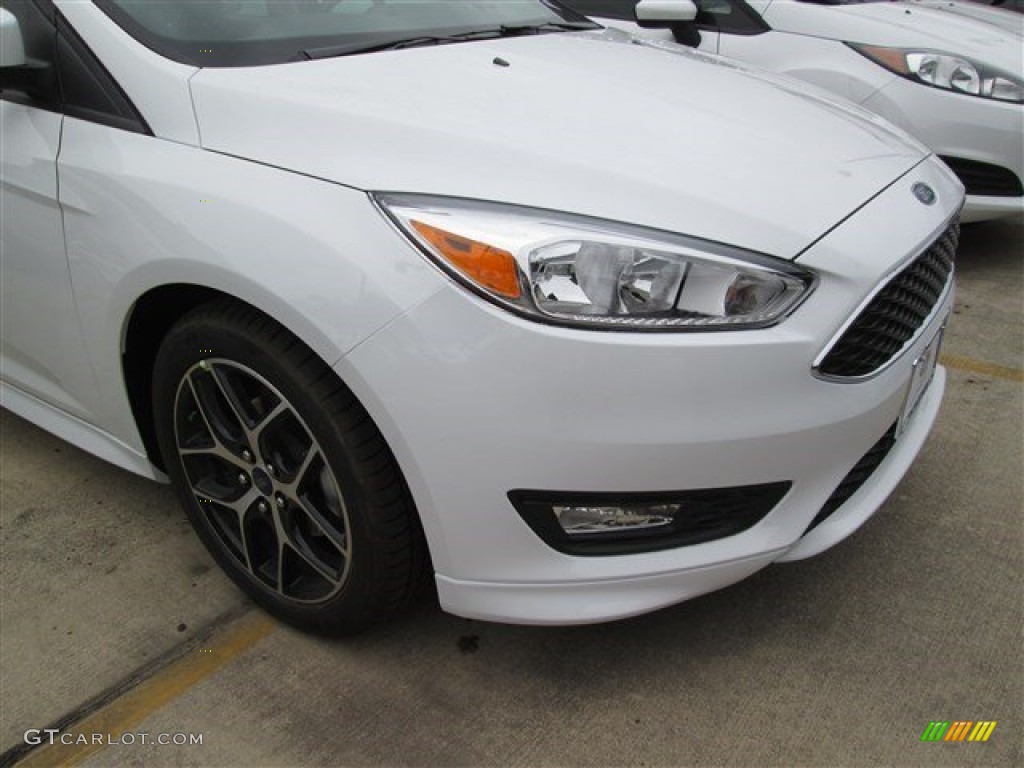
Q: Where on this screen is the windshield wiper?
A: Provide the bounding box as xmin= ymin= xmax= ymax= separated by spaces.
xmin=302 ymin=29 xmax=501 ymax=60
xmin=498 ymin=22 xmax=600 ymax=36
xmin=301 ymin=22 xmax=598 ymax=60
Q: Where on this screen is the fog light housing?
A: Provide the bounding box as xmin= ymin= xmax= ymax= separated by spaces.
xmin=509 ymin=483 xmax=791 ymax=556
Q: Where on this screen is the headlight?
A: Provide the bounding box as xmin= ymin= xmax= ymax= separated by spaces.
xmin=848 ymin=43 xmax=1024 ymax=103
xmin=375 ymin=194 xmax=814 ymax=331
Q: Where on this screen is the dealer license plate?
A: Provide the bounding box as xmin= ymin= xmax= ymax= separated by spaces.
xmin=898 ymin=324 xmax=945 ymax=437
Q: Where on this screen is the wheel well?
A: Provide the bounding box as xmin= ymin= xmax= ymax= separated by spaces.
xmin=122 ymin=284 xmax=228 ymax=471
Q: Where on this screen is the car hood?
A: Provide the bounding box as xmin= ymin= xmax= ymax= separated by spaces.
xmin=191 ymin=30 xmax=927 ymax=259
xmin=765 ymin=1 xmax=1023 ymax=73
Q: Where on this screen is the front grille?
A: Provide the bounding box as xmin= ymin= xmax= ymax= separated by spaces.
xmin=818 ymin=220 xmax=958 ymax=378
xmin=805 ymin=423 xmax=898 ymax=533
xmin=939 ymin=156 xmax=1024 ymax=198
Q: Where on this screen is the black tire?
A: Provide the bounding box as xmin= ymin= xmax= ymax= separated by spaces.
xmin=152 ymin=299 xmax=427 ymax=635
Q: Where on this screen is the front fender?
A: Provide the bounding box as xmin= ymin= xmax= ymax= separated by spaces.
xmin=57 ymin=118 xmax=445 ymax=451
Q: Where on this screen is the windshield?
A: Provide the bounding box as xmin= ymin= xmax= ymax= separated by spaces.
xmin=94 ymin=0 xmax=597 ymax=67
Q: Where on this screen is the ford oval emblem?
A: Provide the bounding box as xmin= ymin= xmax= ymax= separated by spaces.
xmin=912 ymin=182 xmax=937 ymax=206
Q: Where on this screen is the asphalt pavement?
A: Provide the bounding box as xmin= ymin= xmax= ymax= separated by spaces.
xmin=1 ymin=216 xmax=1021 ymax=768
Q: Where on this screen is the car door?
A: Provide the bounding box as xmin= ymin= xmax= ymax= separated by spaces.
xmin=0 ymin=0 xmax=99 ymax=420
xmin=562 ymin=0 xmax=721 ymax=53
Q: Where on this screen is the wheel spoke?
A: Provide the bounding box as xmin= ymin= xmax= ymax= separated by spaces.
xmin=209 ymin=365 xmax=254 ymax=439
xmin=242 ymin=497 xmax=284 ymax=590
xmin=278 ymin=445 xmax=350 ymax=558
xmin=209 ymin=486 xmax=261 ymax=522
xmin=251 ymin=401 xmax=288 ymax=445
xmin=180 ymin=444 xmax=249 ymax=475
xmin=283 ymin=444 xmax=321 ymax=493
xmin=295 ymin=494 xmax=350 ymax=558
xmin=193 ymin=488 xmax=260 ymax=570
xmin=187 ymin=372 xmax=249 ymax=457
xmin=182 ymin=377 xmax=221 ymax=450
xmin=284 ymin=538 xmax=341 ymax=585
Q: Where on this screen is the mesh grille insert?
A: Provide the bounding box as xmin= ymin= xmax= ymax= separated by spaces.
xmin=939 ymin=156 xmax=1023 ymax=198
xmin=819 ymin=221 xmax=957 ymax=378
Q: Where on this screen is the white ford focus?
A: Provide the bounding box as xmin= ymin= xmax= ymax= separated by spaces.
xmin=565 ymin=0 xmax=1023 ymax=223
xmin=1 ymin=0 xmax=961 ymax=633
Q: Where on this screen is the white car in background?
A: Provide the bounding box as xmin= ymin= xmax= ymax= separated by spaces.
xmin=964 ymin=0 xmax=1023 ymax=13
xmin=907 ymin=0 xmax=1024 ymax=28
xmin=3 ymin=0 xmax=961 ymax=633
xmin=564 ymin=0 xmax=1023 ymax=222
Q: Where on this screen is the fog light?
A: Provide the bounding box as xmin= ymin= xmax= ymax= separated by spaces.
xmin=554 ymin=503 xmax=680 ymax=535
xmin=508 ymin=483 xmax=791 ymax=556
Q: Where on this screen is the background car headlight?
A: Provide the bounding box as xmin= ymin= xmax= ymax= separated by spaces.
xmin=848 ymin=43 xmax=1024 ymax=103
xmin=375 ymin=194 xmax=814 ymax=331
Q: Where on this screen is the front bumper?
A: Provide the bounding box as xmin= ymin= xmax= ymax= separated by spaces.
xmin=437 ymin=366 xmax=943 ymax=625
xmin=338 ymin=158 xmax=962 ymax=625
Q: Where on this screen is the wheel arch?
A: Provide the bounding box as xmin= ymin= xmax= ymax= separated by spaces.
xmin=122 ymin=283 xmax=346 ymax=473
xmin=122 ymin=284 xmax=228 ymax=471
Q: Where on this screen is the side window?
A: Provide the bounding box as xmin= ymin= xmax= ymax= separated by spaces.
xmin=0 ymin=0 xmax=60 ymax=108
xmin=55 ymin=14 xmax=149 ymax=134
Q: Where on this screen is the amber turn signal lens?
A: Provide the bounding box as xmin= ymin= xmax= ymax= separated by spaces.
xmin=851 ymin=44 xmax=911 ymax=75
xmin=411 ymin=220 xmax=521 ymax=299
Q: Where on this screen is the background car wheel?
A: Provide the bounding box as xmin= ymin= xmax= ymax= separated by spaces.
xmin=152 ymin=300 xmax=428 ymax=635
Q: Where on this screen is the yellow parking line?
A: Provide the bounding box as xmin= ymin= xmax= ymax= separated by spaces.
xmin=16 ymin=612 xmax=276 ymax=768
xmin=940 ymin=354 xmax=1024 ymax=383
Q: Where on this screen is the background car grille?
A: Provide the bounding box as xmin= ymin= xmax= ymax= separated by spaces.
xmin=939 ymin=156 xmax=1024 ymax=198
xmin=818 ymin=220 xmax=958 ymax=378
xmin=804 ymin=423 xmax=898 ymax=533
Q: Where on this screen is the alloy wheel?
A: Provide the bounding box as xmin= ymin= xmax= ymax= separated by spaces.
xmin=172 ymin=359 xmax=352 ymax=603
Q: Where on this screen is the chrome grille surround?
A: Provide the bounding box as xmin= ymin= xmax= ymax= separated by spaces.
xmin=813 ymin=217 xmax=959 ymax=382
